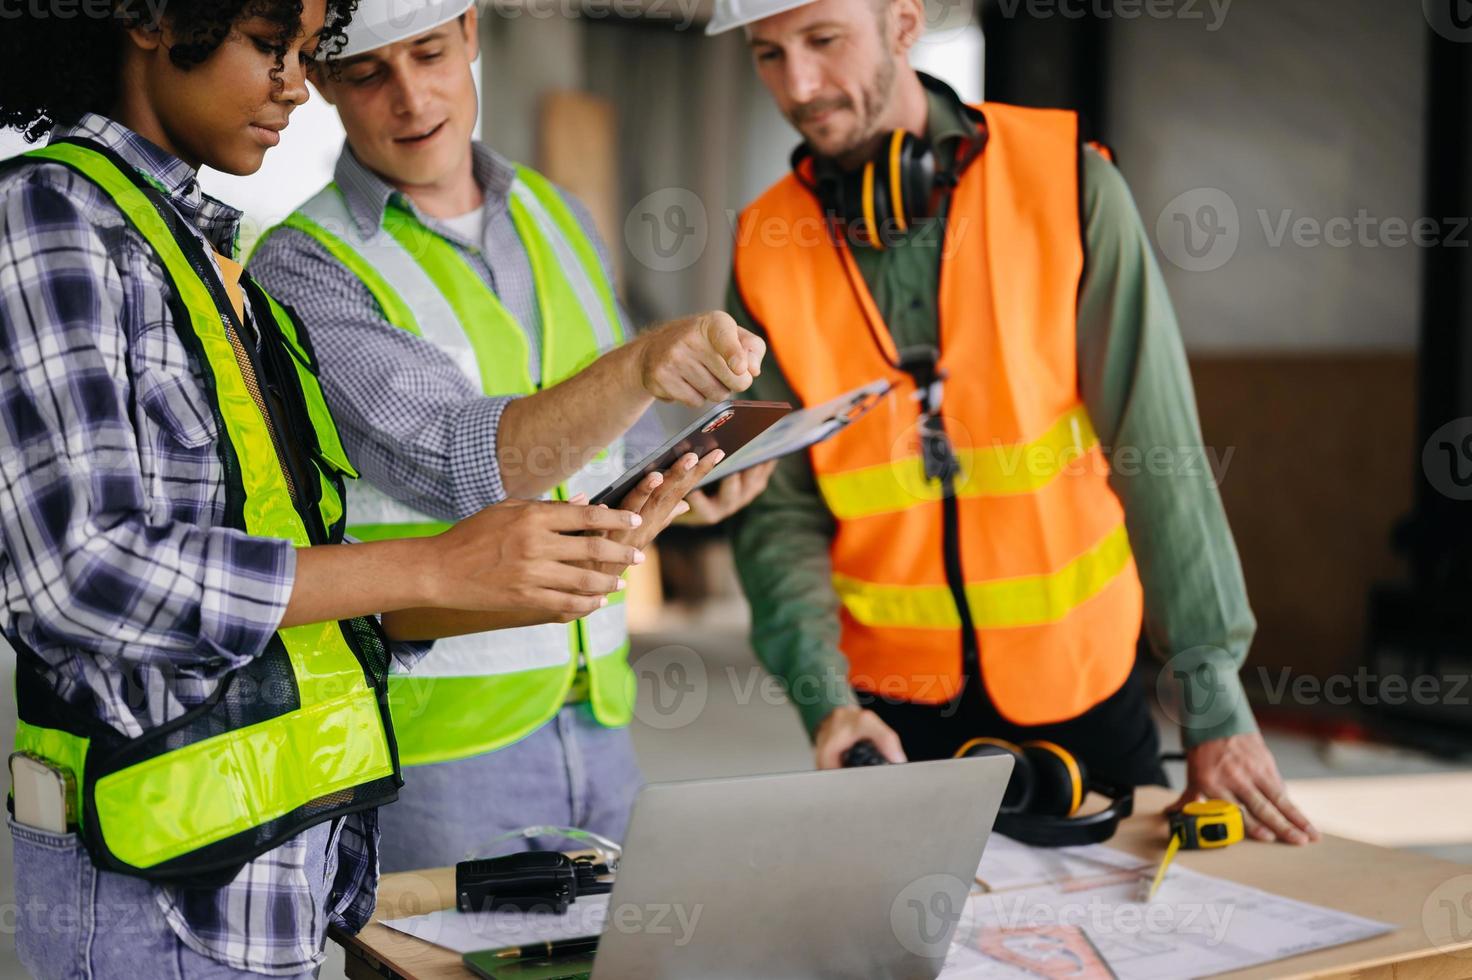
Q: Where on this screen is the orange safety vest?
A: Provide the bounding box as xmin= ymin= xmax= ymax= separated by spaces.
xmin=733 ymin=102 xmax=1143 ymax=725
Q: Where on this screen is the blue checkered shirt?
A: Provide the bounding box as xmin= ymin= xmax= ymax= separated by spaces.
xmin=0 ymin=114 xmax=423 ymax=975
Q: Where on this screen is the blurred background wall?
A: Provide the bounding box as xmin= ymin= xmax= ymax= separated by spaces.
xmin=1101 ymin=0 xmax=1428 ymax=696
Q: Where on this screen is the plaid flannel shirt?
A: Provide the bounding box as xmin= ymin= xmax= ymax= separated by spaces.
xmin=0 ymin=114 xmax=424 ymax=976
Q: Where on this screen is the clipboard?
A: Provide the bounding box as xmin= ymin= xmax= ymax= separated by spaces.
xmin=693 ymin=378 xmax=892 ymax=490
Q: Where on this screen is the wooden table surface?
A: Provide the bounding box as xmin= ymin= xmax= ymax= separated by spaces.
xmin=333 ymin=786 xmax=1472 ymax=980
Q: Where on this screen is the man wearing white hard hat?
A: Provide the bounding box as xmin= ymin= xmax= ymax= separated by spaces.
xmin=721 ymin=0 xmax=1321 ymax=844
xmin=250 ymin=0 xmax=774 ymax=872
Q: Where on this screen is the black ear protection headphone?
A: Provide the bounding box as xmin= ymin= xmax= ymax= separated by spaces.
xmin=792 ymin=129 xmax=938 ymax=248
xmin=840 ymin=733 xmax=1137 ymax=847
xmin=953 ymin=737 xmax=1135 ymax=848
xmin=789 ymin=73 xmax=986 ymax=249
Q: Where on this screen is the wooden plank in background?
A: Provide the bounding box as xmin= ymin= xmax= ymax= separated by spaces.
xmin=537 ymin=89 xmax=622 ymax=288
xmin=1189 ymin=353 xmax=1417 ymax=683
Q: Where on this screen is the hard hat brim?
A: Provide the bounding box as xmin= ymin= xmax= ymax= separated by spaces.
xmin=321 ymin=0 xmax=476 ymax=60
xmin=704 ymin=0 xmax=819 ymax=35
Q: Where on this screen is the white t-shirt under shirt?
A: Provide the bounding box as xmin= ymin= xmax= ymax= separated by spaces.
xmin=439 ymin=207 xmax=487 ymax=250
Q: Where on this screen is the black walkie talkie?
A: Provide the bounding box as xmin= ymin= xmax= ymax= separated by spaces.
xmin=840 ymin=739 xmax=891 ymax=767
xmin=456 ymin=852 xmax=614 ymax=914
xmin=896 ymin=346 xmax=961 ymax=485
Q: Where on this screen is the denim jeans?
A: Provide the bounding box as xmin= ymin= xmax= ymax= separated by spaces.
xmin=377 ymin=704 xmax=643 ymax=872
xmin=9 ymin=818 xmax=332 ymax=980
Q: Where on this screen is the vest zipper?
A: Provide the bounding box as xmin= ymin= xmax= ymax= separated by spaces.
xmin=228 ymin=312 xmax=329 ymax=545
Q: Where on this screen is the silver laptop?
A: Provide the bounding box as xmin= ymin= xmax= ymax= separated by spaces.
xmin=588 ymin=756 xmax=1011 ymax=980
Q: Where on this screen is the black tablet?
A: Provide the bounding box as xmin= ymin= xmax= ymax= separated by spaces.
xmin=588 ymin=400 xmax=791 ymax=506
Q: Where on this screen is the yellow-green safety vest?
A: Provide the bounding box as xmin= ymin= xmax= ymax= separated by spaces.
xmin=258 ymin=166 xmax=635 ymax=768
xmin=6 ymin=139 xmax=400 ymax=884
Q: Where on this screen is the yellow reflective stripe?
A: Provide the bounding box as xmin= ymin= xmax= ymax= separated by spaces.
xmin=278 ymin=620 xmax=370 ymax=707
xmin=259 ymin=291 xmax=359 ymax=480
xmin=13 ymin=719 xmax=88 ymax=826
xmin=347 ymin=521 xmax=449 ymax=542
xmin=94 ymin=690 xmax=392 ymax=868
xmin=817 ymin=405 xmax=1099 ymax=519
xmin=833 ymin=524 xmax=1132 ymax=630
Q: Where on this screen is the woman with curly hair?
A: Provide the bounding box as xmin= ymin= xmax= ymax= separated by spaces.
xmin=0 ymin=2 xmax=650 ymax=976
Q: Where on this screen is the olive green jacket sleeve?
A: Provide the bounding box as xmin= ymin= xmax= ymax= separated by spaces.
xmin=727 ymin=149 xmax=1259 ymax=748
xmin=1076 ymin=150 xmax=1258 ymax=748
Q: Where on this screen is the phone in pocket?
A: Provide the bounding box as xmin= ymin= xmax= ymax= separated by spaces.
xmin=10 ymin=752 xmax=75 ymax=834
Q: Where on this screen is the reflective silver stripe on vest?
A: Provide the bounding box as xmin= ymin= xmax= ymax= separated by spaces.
xmin=298 ymin=186 xmax=473 ymax=378
xmin=510 ymin=177 xmax=632 ymax=497
xmin=509 ymin=180 xmax=621 ymax=352
xmin=583 ymin=598 xmax=629 ymax=659
xmin=408 ymin=622 xmax=573 ymax=677
xmin=299 ymin=187 xmax=480 ymax=537
xmin=409 ymin=599 xmax=628 ymax=678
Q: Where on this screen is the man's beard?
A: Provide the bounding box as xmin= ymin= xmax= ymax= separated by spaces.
xmin=791 ymin=50 xmax=898 ymax=166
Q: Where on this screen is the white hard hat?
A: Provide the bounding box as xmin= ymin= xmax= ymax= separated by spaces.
xmin=705 ymin=0 xmax=818 ymax=35
xmin=322 ymin=0 xmax=475 ymax=59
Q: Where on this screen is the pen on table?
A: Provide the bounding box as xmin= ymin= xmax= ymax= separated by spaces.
xmin=490 ymin=936 xmax=601 ymax=960
xmin=1142 ymin=831 xmax=1183 ymax=902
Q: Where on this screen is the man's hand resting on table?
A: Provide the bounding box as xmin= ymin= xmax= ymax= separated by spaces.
xmin=1174 ymin=732 xmax=1320 ymax=845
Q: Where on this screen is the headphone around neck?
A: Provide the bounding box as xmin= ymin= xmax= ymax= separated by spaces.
xmin=790 ymin=73 xmax=986 ymax=249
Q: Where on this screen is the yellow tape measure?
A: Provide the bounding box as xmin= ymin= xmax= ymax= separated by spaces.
xmin=1145 ymin=800 xmax=1245 ymax=900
